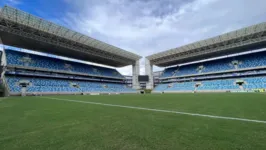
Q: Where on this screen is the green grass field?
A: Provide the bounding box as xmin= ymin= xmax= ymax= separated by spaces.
xmin=1 ymin=93 xmax=266 ymax=150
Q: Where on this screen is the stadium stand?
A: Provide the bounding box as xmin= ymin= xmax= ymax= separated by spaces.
xmin=152 ymin=49 xmax=266 ymax=93
xmin=243 ymin=76 xmax=266 ymax=89
xmin=145 ymin=22 xmax=266 ymax=91
xmin=5 ymin=49 xmax=124 ymax=78
xmin=4 ymin=49 xmax=137 ymax=95
xmin=1 ymin=6 xmax=266 ymax=95
xmin=154 ymin=76 xmax=266 ymax=92
xmin=162 ymin=51 xmax=266 ymax=78
xmin=0 ymin=6 xmax=142 ymax=96
xmin=197 ymin=79 xmax=239 ymax=91
xmin=6 ymin=76 xmax=135 ymax=94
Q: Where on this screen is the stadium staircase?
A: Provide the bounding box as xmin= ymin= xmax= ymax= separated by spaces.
xmin=163 ymin=86 xmax=171 ymax=92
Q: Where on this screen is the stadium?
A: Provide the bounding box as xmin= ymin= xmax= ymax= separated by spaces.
xmin=147 ymin=22 xmax=266 ymax=93
xmin=1 ymin=5 xmax=266 ymax=150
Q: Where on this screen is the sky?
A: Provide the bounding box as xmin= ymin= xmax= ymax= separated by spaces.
xmin=0 ymin=0 xmax=266 ymax=75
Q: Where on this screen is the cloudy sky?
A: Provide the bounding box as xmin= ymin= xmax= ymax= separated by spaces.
xmin=1 ymin=0 xmax=266 ymax=75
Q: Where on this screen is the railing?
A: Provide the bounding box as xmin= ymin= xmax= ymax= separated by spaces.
xmin=7 ymin=65 xmax=125 ymax=80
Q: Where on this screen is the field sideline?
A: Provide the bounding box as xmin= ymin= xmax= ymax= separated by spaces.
xmin=1 ymin=93 xmax=266 ymax=149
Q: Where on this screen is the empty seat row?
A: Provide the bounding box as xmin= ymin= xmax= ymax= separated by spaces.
xmin=162 ymin=51 xmax=266 ymax=78
xmin=154 ymin=76 xmax=266 ymax=92
xmin=5 ymin=49 xmax=123 ymax=78
xmin=6 ymin=76 xmax=135 ymax=93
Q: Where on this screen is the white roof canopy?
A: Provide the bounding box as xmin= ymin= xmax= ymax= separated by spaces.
xmin=0 ymin=6 xmax=141 ymax=63
xmin=147 ymin=22 xmax=266 ymax=67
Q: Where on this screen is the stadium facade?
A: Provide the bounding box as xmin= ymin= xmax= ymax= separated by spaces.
xmin=1 ymin=5 xmax=266 ymax=96
xmin=0 ymin=6 xmax=142 ymax=96
xmin=146 ymin=22 xmax=266 ymax=92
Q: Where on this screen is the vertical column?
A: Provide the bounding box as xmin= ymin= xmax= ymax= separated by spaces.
xmin=0 ymin=37 xmax=9 ymax=97
xmin=0 ymin=37 xmax=6 ymax=67
xmin=145 ymin=58 xmax=154 ymax=89
xmin=0 ymin=37 xmax=6 ymax=77
xmin=0 ymin=37 xmax=3 ymax=51
xmin=132 ymin=60 xmax=140 ymax=89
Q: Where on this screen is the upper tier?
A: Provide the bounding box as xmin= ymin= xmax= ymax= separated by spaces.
xmin=162 ymin=51 xmax=266 ymax=78
xmin=5 ymin=49 xmax=124 ymax=79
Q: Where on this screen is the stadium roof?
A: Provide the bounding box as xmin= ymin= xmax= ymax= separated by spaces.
xmin=0 ymin=6 xmax=141 ymax=67
xmin=147 ymin=22 xmax=266 ymax=67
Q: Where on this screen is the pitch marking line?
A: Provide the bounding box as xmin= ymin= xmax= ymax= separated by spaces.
xmin=41 ymin=97 xmax=266 ymax=124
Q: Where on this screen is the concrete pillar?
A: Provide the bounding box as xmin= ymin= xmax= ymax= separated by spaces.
xmin=0 ymin=38 xmax=6 ymax=67
xmin=0 ymin=37 xmax=6 ymax=76
xmin=0 ymin=37 xmax=9 ymax=97
xmin=145 ymin=58 xmax=154 ymax=89
xmin=132 ymin=60 xmax=140 ymax=89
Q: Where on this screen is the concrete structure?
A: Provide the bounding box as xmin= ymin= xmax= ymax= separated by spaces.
xmin=0 ymin=5 xmax=142 ymax=89
xmin=145 ymin=58 xmax=154 ymax=89
xmin=153 ymin=71 xmax=163 ymax=87
xmin=132 ymin=60 xmax=140 ymax=89
xmin=146 ymin=22 xmax=266 ymax=89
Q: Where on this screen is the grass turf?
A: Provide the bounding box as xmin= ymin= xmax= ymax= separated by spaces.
xmin=1 ymin=93 xmax=266 ymax=150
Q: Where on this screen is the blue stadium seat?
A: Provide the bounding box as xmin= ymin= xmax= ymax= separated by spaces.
xmin=153 ymin=82 xmax=195 ymax=92
xmin=6 ymin=76 xmax=135 ymax=93
xmin=5 ymin=49 xmax=124 ymax=78
xmin=154 ymin=77 xmax=266 ymax=92
xmin=197 ymin=79 xmax=239 ymax=91
xmin=161 ymin=51 xmax=266 ymax=78
xmin=243 ymin=76 xmax=266 ymax=89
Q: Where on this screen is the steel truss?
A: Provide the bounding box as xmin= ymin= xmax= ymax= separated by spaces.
xmin=0 ymin=6 xmax=141 ymax=67
xmin=0 ymin=19 xmax=134 ymax=66
xmin=147 ymin=23 xmax=266 ymax=67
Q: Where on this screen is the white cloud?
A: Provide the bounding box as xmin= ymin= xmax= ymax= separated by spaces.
xmin=61 ymin=0 xmax=266 ymax=75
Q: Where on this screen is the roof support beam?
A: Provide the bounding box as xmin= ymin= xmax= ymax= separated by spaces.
xmin=0 ymin=19 xmax=135 ymax=67
xmin=147 ymin=22 xmax=266 ymax=67
xmin=0 ymin=5 xmax=141 ymax=63
xmin=151 ymin=34 xmax=266 ymax=66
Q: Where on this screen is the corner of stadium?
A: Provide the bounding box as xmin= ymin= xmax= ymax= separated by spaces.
xmin=1 ymin=4 xmax=266 ymax=150
xmin=0 ymin=5 xmax=142 ymax=96
xmin=146 ymin=21 xmax=266 ymax=94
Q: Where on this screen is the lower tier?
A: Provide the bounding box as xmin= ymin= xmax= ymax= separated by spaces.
xmin=5 ymin=76 xmax=137 ymax=95
xmin=154 ymin=76 xmax=266 ymax=93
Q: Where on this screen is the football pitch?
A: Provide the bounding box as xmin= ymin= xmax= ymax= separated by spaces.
xmin=1 ymin=93 xmax=266 ymax=150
